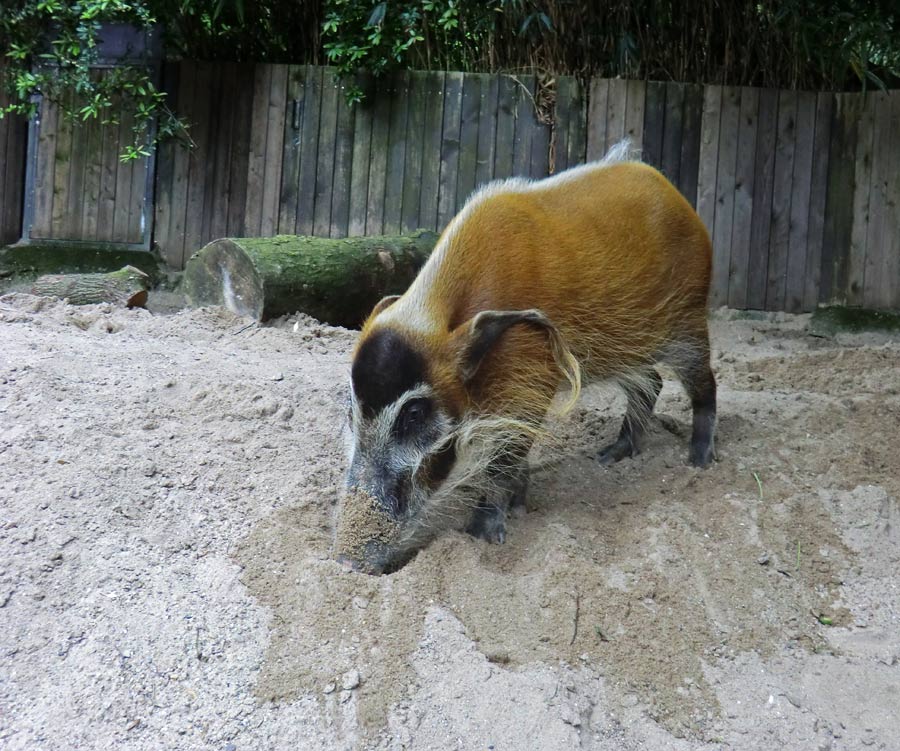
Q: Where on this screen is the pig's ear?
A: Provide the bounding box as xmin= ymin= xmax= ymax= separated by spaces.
xmin=368 ymin=295 xmax=401 ymax=320
xmin=457 ymin=309 xmax=554 ymax=384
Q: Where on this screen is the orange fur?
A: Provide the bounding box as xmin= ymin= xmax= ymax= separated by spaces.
xmin=358 ymin=159 xmax=712 ymax=424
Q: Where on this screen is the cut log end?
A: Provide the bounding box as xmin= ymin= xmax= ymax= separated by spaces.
xmin=182 ymin=232 xmax=439 ymax=326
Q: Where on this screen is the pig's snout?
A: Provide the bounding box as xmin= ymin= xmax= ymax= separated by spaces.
xmin=334 ymin=552 xmax=383 ymax=576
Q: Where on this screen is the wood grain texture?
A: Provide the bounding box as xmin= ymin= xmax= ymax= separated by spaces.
xmin=456 ymin=74 xmax=482 ymax=207
xmin=296 ymin=65 xmax=323 ymax=236
xmin=474 ymin=74 xmax=498 ymax=187
xmin=784 ymin=91 xmax=816 ymax=312
xmin=585 ymin=77 xmax=609 ymax=161
xmin=710 ymin=86 xmax=740 ymax=308
xmin=401 ymin=71 xmax=427 ymax=234
xmin=727 ymin=86 xmax=759 ymax=309
xmin=418 ymin=71 xmax=445 ymax=231
xmin=641 ymin=81 xmax=666 ymax=170
xmin=661 ymin=82 xmax=685 ymax=185
xmin=493 ymin=75 xmax=517 ymax=179
xmin=330 ymin=73 xmax=355 ymax=238
xmin=437 ymin=72 xmax=463 ymax=229
xmin=746 ymin=88 xmax=778 ymax=310
xmin=678 ymin=84 xmax=704 ymax=207
xmin=846 ymin=91 xmax=876 ymax=306
xmin=347 ymin=73 xmax=374 ymax=237
xmin=802 ymin=92 xmax=833 ymax=311
xmin=861 ymin=91 xmax=894 ymax=308
xmin=383 ymin=70 xmax=410 ymax=235
xmin=765 ymin=89 xmax=797 ymax=311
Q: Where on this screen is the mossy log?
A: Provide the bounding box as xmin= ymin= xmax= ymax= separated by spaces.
xmin=30 ymin=265 xmax=150 ymax=307
xmin=182 ymin=231 xmax=439 ymax=326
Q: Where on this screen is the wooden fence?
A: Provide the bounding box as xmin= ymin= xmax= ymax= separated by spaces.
xmin=0 ymin=67 xmax=28 ymax=247
xmin=8 ymin=62 xmax=900 ymax=311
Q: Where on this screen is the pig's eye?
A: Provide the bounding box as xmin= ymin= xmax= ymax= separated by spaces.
xmin=394 ymin=397 xmax=432 ymax=439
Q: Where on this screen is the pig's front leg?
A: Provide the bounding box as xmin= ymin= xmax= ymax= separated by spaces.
xmin=465 ymin=456 xmax=529 ymax=545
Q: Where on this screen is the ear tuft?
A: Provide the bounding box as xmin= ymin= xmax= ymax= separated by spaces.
xmin=458 ymin=309 xmax=582 ymax=411
xmin=368 ymin=295 xmax=401 ymax=322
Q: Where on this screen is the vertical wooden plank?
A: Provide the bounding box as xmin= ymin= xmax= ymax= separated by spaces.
xmin=242 ymin=63 xmax=270 ymax=238
xmin=296 ymin=66 xmax=323 ymax=236
xmin=152 ymin=61 xmax=177 ymax=256
xmin=125 ymin=134 xmax=147 ymax=245
xmin=566 ymin=78 xmax=587 ymax=168
xmin=183 ymin=62 xmax=215 ymax=259
xmin=63 ymin=103 xmax=89 ymax=240
xmin=512 ymin=76 xmax=536 ymax=177
xmin=586 ymin=77 xmax=609 ymax=161
xmin=727 ymin=86 xmax=759 ymax=309
xmin=329 ymin=74 xmax=355 ymax=238
xmin=163 ymin=63 xmax=196 ymax=265
xmin=278 ymin=64 xmax=305 ymax=235
xmin=710 ymin=86 xmax=740 ymax=308
xmin=802 ymin=92 xmax=833 ymax=311
xmin=204 ymin=64 xmax=231 ymax=243
xmin=624 ymin=80 xmax=645 ymax=153
xmin=880 ymin=91 xmax=900 ymax=310
xmin=493 ymin=75 xmax=516 ymax=179
xmin=347 ymin=73 xmax=374 ymax=237
xmin=418 ymin=71 xmax=444 ymax=229
xmin=695 ymin=85 xmax=722 ymax=240
xmin=746 ymin=88 xmax=778 ymax=310
xmin=312 ymin=68 xmax=339 ymax=237
xmin=474 ymin=73 xmax=497 ymax=187
xmin=401 ymin=71 xmax=428 ymax=234
xmin=382 ymin=70 xmax=410 ymax=235
xmin=456 ymin=73 xmax=483 ymax=206
xmin=554 ymin=76 xmax=575 ymax=173
xmin=456 ymin=73 xmax=485 ymax=206
xmin=845 ymin=91 xmax=877 ymax=306
xmin=80 ymin=74 xmax=104 ymax=241
xmin=661 ymin=82 xmax=685 ymax=185
xmin=765 ymin=90 xmax=797 ymax=310
xmin=822 ymin=94 xmax=860 ymax=304
xmin=260 ymin=64 xmax=288 ymax=237
xmin=530 ymin=95 xmax=551 ymax=177
xmin=30 ymin=96 xmax=58 ymax=239
xmin=50 ymin=92 xmax=74 ymax=239
xmin=0 ymin=69 xmax=27 ymax=244
xmin=437 ymin=71 xmax=463 ymax=229
xmin=641 ymin=81 xmax=666 ymax=170
xmin=678 ymin=84 xmax=704 ymax=207
xmin=226 ymin=64 xmax=255 ymax=238
xmin=605 ymin=79 xmax=628 ymax=152
xmin=364 ymin=74 xmax=391 ymax=236
xmin=784 ymin=91 xmax=816 ymax=312
xmin=862 ymin=91 xmax=895 ymax=308
xmin=96 ymin=102 xmax=122 ymax=242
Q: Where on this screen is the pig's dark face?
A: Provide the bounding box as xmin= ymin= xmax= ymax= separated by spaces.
xmin=338 ymin=329 xmax=460 ymax=573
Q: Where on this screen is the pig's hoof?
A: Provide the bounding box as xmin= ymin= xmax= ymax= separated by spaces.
xmin=688 ymin=440 xmax=716 ymax=468
xmin=598 ymin=436 xmax=636 ymax=465
xmin=466 ymin=505 xmax=507 ymax=544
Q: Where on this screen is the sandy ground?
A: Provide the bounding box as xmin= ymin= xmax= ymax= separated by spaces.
xmin=1 ymin=292 xmax=898 ymax=751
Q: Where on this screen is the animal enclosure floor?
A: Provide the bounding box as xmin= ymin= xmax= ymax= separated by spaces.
xmin=1 ymin=294 xmax=898 ymax=751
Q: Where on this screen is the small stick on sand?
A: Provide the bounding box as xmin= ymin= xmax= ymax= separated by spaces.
xmin=569 ymin=588 xmax=580 ymax=646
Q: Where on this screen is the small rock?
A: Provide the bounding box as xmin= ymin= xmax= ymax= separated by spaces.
xmin=341 ymin=669 xmax=361 ymax=690
xmin=785 ymin=693 xmax=802 ymax=708
xmin=323 ymin=682 xmax=336 ymax=694
xmin=352 ymin=596 xmax=369 ymax=610
xmin=224 ymin=744 xmax=237 ymax=751
xmin=757 ymin=553 xmax=771 ymax=565
xmin=339 ymin=690 xmax=353 ymax=704
xmin=271 ymin=373 xmax=284 ymax=382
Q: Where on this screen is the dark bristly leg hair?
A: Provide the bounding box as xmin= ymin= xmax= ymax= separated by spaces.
xmin=598 ymin=367 xmax=663 ymax=465
xmin=466 ymin=446 xmax=530 ymax=544
xmin=671 ymin=339 xmax=717 ymax=468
